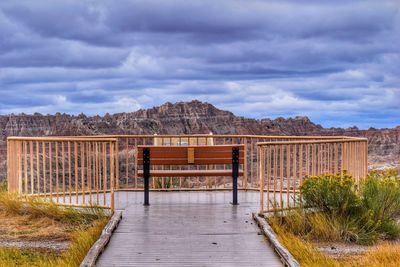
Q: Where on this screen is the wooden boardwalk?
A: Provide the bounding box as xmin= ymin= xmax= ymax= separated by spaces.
xmin=96 ymin=191 xmax=282 ymax=267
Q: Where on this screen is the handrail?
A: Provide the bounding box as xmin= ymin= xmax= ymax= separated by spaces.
xmin=256 ymin=138 xmax=367 ymax=146
xmin=41 ymin=134 xmax=355 ymax=139
xmin=7 ymin=137 xmax=118 ymax=142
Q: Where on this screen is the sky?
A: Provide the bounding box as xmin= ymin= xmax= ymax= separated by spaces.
xmin=0 ymin=0 xmax=399 ymax=129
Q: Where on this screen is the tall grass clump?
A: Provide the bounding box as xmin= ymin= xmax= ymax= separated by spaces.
xmin=0 ymin=192 xmax=107 ymax=225
xmin=268 ymin=217 xmax=340 ymax=267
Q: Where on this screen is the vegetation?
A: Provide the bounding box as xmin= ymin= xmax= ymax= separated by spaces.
xmin=0 ymin=181 xmax=7 ymax=192
xmin=269 ymin=218 xmax=400 ymax=267
xmin=0 ymin=188 xmax=109 ymax=266
xmin=290 ymin=170 xmax=400 ymax=245
xmin=0 ymin=193 xmax=106 ymax=225
xmin=0 ymin=218 xmax=107 ymax=267
xmin=356 ymin=242 xmax=400 ymax=267
xmin=268 ymin=169 xmax=400 ymax=266
xmin=361 ymin=170 xmax=400 ymax=240
xmin=269 ymin=218 xmax=340 ymax=267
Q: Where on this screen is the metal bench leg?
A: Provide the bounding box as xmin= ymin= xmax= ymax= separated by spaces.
xmin=143 ymin=148 xmax=150 ymax=206
xmin=232 ymin=147 xmax=239 ymax=205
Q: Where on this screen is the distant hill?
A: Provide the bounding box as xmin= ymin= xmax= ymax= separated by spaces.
xmin=1 ymin=100 xmax=399 ymax=180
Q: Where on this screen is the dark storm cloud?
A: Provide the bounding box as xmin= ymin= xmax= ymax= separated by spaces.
xmin=0 ymin=0 xmax=399 ymax=128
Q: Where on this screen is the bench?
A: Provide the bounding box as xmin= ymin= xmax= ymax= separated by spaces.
xmin=137 ymin=145 xmax=245 ymax=205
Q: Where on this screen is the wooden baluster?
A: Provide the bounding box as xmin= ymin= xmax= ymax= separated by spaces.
xmin=286 ymin=145 xmax=290 ymax=209
xmin=55 ymin=142 xmax=59 ymax=202
xmin=62 ymin=142 xmax=66 ymax=203
xmin=30 ymin=141 xmax=34 ymax=195
xmin=74 ymin=142 xmax=78 ymax=204
xmin=23 ymin=141 xmax=27 ymax=194
xmin=42 ymin=142 xmax=47 ymax=197
xmin=36 ymin=142 xmax=40 ymax=195
xmin=68 ymin=142 xmax=72 ymax=203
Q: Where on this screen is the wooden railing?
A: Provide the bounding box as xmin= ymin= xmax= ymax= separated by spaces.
xmin=7 ymin=137 xmax=117 ymax=211
xmin=6 ymin=135 xmax=367 ymax=212
xmin=85 ymin=135 xmax=354 ymax=191
xmin=257 ymin=138 xmax=368 ymax=213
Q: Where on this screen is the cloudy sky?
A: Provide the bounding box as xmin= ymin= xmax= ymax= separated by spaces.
xmin=0 ymin=0 xmax=399 ymax=129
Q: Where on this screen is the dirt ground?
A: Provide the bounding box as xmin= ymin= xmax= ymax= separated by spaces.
xmin=314 ymin=241 xmax=370 ymax=260
xmin=0 ymin=212 xmax=72 ymax=252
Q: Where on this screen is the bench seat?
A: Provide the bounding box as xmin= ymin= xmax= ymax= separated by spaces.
xmin=137 ymin=169 xmax=244 ymax=177
xmin=138 ymin=144 xmax=244 ymax=205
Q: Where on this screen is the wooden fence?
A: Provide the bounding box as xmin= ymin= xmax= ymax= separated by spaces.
xmin=6 ymin=135 xmax=367 ymax=212
xmin=257 ymin=138 xmax=368 ymax=213
xmin=85 ymin=135 xmax=354 ymax=191
xmin=7 ymin=137 xmax=117 ymax=211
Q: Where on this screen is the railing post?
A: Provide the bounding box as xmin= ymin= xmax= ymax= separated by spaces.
xmin=259 ymin=146 xmax=264 ymax=213
xmin=143 ymin=148 xmax=150 ymax=206
xmin=110 ymin=141 xmax=115 ymax=212
xmin=232 ymin=147 xmax=239 ymax=205
xmin=243 ymin=137 xmax=248 ymax=190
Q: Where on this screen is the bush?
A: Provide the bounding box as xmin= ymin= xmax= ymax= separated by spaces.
xmin=284 ymin=171 xmax=400 ymax=245
xmin=362 ymin=172 xmax=400 ymax=240
xmin=300 ymin=172 xmax=361 ymax=217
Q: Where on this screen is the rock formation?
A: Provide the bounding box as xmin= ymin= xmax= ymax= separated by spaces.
xmin=0 ymin=100 xmax=398 ymax=180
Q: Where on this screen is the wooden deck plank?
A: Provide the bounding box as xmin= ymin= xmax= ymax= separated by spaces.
xmin=96 ymin=192 xmax=282 ymax=267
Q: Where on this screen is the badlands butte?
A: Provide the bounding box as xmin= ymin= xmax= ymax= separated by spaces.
xmin=0 ymin=100 xmax=399 ymax=181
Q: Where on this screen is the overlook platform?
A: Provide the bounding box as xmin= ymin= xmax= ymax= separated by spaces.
xmin=96 ymin=191 xmax=282 ymax=267
xmin=6 ymin=134 xmax=368 ymax=266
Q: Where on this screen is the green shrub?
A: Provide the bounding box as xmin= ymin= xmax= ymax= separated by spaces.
xmin=361 ymin=173 xmax=400 ymax=240
xmin=290 ymin=171 xmax=400 ymax=245
xmin=300 ymin=172 xmax=361 ymax=217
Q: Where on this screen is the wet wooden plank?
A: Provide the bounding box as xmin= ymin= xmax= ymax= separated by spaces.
xmin=96 ymin=192 xmax=282 ymax=267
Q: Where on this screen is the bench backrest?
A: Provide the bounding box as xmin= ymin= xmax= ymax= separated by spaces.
xmin=137 ymin=145 xmax=244 ymax=166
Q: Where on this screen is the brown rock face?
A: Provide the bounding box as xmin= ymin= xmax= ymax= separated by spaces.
xmin=0 ymin=100 xmax=399 ymax=180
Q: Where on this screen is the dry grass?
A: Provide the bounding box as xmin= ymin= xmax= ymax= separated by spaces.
xmin=0 ymin=192 xmax=107 ymax=225
xmin=0 ymin=248 xmax=56 ymax=267
xmin=269 ymin=217 xmax=400 ymax=267
xmin=0 ymin=212 xmax=69 ymax=241
xmin=0 ymin=189 xmax=110 ymax=266
xmin=44 ymin=218 xmax=109 ymax=267
xmin=269 ymin=217 xmax=340 ymax=267
xmin=0 ymin=218 xmax=108 ymax=267
xmin=354 ymin=243 xmax=400 ymax=267
xmin=280 ymin=209 xmax=365 ymax=244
